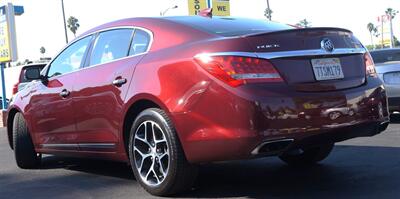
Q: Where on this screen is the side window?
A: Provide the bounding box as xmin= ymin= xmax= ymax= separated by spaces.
xmin=129 ymin=29 xmax=151 ymax=56
xmin=90 ymin=29 xmax=133 ymax=65
xmin=47 ymin=36 xmax=92 ymax=78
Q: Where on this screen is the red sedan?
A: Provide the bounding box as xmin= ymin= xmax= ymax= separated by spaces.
xmin=6 ymin=16 xmax=389 ymax=196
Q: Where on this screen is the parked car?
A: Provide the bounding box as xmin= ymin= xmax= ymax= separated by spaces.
xmin=370 ymin=48 xmax=400 ymax=112
xmin=12 ymin=63 xmax=47 ymax=95
xmin=6 ymin=16 xmax=389 ymax=196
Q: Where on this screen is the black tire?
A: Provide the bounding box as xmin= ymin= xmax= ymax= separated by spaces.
xmin=13 ymin=112 xmax=41 ymax=169
xmin=279 ymin=143 xmax=334 ymax=166
xmin=128 ymin=108 xmax=198 ymax=196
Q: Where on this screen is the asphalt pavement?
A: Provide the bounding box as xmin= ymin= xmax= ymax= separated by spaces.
xmin=1 ymin=117 xmax=400 ymax=199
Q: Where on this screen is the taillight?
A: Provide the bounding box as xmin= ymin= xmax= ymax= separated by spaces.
xmin=194 ymin=54 xmax=283 ymax=87
xmin=12 ymin=83 xmax=19 ymax=95
xmin=364 ymin=52 xmax=377 ymax=77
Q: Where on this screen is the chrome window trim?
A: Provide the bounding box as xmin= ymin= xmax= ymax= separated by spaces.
xmin=196 ymin=48 xmax=366 ymax=60
xmin=44 ymin=25 xmax=154 ymax=80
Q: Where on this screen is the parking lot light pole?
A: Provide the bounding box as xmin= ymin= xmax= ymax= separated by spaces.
xmin=61 ymin=0 xmax=68 ymax=44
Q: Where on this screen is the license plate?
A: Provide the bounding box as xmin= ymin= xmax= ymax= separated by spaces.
xmin=311 ymin=58 xmax=344 ymax=81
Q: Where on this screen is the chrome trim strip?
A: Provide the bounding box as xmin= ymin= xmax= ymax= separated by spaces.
xmin=42 ymin=143 xmax=116 ymax=149
xmin=196 ymin=48 xmax=366 ymax=60
xmin=257 ymin=48 xmax=366 ymax=59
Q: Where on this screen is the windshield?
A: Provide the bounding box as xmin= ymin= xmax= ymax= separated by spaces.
xmin=370 ymin=49 xmax=400 ymax=64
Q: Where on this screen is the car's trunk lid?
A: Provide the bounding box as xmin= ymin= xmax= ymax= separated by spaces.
xmin=244 ymin=28 xmax=366 ymax=92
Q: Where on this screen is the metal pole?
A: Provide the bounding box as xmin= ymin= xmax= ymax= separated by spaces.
xmin=381 ymin=16 xmax=384 ymax=48
xmin=266 ymin=0 xmax=271 ymax=21
xmin=207 ymin=0 xmax=212 ymax=8
xmin=0 ymin=63 xmax=7 ymax=110
xmin=61 ymin=0 xmax=68 ymax=44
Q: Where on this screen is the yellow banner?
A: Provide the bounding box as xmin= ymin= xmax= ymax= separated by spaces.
xmin=188 ymin=0 xmax=208 ymax=16
xmin=0 ymin=13 xmax=11 ymax=62
xmin=212 ymin=0 xmax=230 ymax=16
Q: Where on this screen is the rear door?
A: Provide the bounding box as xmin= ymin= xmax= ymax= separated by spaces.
xmin=245 ymin=28 xmax=366 ymax=92
xmin=72 ymin=28 xmax=151 ymax=151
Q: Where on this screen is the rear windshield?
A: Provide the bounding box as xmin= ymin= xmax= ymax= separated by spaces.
xmin=370 ymin=49 xmax=400 ymax=64
xmin=166 ymin=16 xmax=292 ymax=37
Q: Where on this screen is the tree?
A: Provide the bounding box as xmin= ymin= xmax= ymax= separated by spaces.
xmin=264 ymin=8 xmax=273 ymax=21
xmin=296 ymin=19 xmax=311 ymax=28
xmin=367 ymin=23 xmax=379 ymax=49
xmin=40 ymin=46 xmax=46 ymax=57
xmin=67 ymin=16 xmax=80 ymax=37
xmin=385 ymin=8 xmax=399 ymax=48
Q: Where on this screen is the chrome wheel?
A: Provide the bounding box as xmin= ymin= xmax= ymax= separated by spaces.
xmin=133 ymin=120 xmax=169 ymax=186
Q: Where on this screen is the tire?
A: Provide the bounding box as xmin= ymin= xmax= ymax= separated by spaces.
xmin=128 ymin=108 xmax=198 ymax=196
xmin=13 ymin=112 xmax=41 ymax=169
xmin=279 ymin=143 xmax=334 ymax=166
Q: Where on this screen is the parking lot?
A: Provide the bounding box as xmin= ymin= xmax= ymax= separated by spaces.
xmin=0 ymin=117 xmax=399 ymax=199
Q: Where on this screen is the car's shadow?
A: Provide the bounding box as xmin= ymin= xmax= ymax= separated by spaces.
xmin=390 ymin=113 xmax=400 ymax=124
xmin=37 ymin=145 xmax=400 ymax=198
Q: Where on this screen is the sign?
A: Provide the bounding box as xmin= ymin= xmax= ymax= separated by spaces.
xmin=212 ymin=0 xmax=230 ymax=16
xmin=188 ymin=0 xmax=208 ymax=15
xmin=0 ymin=3 xmax=17 ymax=62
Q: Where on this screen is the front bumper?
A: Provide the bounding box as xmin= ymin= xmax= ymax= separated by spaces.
xmin=172 ymin=77 xmax=389 ymax=163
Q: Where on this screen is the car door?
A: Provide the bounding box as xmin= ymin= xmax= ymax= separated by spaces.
xmin=29 ymin=36 xmax=93 ymax=150
xmin=72 ymin=28 xmax=152 ymax=151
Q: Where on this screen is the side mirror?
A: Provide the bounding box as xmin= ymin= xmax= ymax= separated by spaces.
xmin=24 ymin=67 xmax=42 ymax=81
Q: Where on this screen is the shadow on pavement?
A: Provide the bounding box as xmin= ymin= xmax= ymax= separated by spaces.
xmin=30 ymin=145 xmax=400 ymax=198
xmin=390 ymin=114 xmax=400 ymax=124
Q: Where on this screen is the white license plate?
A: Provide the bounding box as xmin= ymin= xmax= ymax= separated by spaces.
xmin=311 ymin=58 xmax=344 ymax=81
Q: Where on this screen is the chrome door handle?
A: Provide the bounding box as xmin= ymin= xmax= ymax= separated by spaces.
xmin=112 ymin=78 xmax=127 ymax=87
xmin=59 ymin=89 xmax=70 ymax=98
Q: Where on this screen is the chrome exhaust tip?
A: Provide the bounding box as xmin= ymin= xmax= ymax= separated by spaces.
xmin=251 ymin=139 xmax=294 ymax=156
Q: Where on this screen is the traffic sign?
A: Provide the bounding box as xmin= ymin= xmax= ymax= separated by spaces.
xmin=212 ymin=0 xmax=230 ymax=16
xmin=188 ymin=0 xmax=208 ymax=15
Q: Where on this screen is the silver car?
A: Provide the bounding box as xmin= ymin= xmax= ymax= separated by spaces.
xmin=371 ymin=48 xmax=400 ymax=112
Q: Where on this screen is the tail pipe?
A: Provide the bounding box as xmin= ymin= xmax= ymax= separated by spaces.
xmin=251 ymin=139 xmax=294 ymax=156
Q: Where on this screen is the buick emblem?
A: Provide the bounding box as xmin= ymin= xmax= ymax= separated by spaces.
xmin=321 ymin=38 xmax=334 ymax=52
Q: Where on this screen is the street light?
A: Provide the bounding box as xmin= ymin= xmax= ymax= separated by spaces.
xmin=160 ymin=5 xmax=178 ymax=16
xmin=61 ymin=0 xmax=68 ymax=44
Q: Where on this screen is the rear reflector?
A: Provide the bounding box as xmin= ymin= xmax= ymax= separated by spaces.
xmin=364 ymin=52 xmax=377 ymax=77
xmin=194 ymin=54 xmax=283 ymax=87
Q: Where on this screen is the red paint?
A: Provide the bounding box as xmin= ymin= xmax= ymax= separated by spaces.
xmin=6 ymin=17 xmax=389 ymax=163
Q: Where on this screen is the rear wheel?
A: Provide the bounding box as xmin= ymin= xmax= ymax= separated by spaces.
xmin=279 ymin=143 xmax=334 ymax=166
xmin=13 ymin=112 xmax=41 ymax=169
xmin=128 ymin=108 xmax=198 ymax=196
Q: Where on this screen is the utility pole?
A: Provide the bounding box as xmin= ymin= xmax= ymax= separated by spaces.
xmin=61 ymin=0 xmax=68 ymax=44
xmin=266 ymin=0 xmax=271 ymax=21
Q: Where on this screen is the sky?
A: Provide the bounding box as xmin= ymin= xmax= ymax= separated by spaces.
xmin=5 ymin=0 xmax=400 ymax=61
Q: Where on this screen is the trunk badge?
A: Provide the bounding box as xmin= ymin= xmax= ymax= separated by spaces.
xmin=321 ymin=38 xmax=335 ymax=52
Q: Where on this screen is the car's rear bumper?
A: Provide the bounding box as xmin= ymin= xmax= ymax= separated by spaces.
xmin=172 ymin=77 xmax=389 ymax=163
xmin=388 ymin=97 xmax=400 ymax=112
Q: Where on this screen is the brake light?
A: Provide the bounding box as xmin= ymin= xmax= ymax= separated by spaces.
xmin=364 ymin=52 xmax=377 ymax=77
xmin=12 ymin=83 xmax=19 ymax=95
xmin=194 ymin=54 xmax=283 ymax=87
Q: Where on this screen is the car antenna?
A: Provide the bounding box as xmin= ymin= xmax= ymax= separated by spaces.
xmin=198 ymin=8 xmax=213 ymax=18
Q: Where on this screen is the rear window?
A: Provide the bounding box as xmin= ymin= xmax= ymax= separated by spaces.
xmin=370 ymin=49 xmax=400 ymax=64
xmin=166 ymin=16 xmax=292 ymax=37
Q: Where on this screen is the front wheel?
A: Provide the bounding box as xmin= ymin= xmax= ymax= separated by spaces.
xmin=279 ymin=143 xmax=334 ymax=166
xmin=128 ymin=108 xmax=198 ymax=196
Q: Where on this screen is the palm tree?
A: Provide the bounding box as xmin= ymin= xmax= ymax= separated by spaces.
xmin=40 ymin=46 xmax=46 ymax=58
xmin=296 ymin=19 xmax=311 ymax=28
xmin=264 ymin=0 xmax=272 ymax=21
xmin=367 ymin=23 xmax=376 ymax=49
xmin=385 ymin=8 xmax=399 ymax=47
xmin=67 ymin=16 xmax=80 ymax=37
